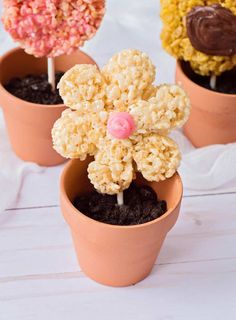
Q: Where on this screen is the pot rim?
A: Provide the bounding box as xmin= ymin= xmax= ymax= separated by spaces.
xmin=60 ymin=159 xmax=183 ymax=230
xmin=0 ymin=47 xmax=96 ymax=109
xmin=176 ymin=60 xmax=236 ymax=99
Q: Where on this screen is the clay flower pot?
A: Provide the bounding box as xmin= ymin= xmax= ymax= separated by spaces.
xmin=0 ymin=48 xmax=96 ymax=166
xmin=176 ymin=60 xmax=236 ymax=147
xmin=60 ymin=159 xmax=183 ymax=287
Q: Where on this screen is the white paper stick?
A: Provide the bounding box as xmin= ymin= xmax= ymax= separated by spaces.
xmin=117 ymin=192 xmax=124 ymax=205
xmin=47 ymin=57 xmax=55 ymax=91
xmin=210 ymin=74 xmax=217 ymax=90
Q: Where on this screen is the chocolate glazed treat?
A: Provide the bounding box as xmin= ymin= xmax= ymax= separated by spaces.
xmin=186 ymin=4 xmax=236 ymax=56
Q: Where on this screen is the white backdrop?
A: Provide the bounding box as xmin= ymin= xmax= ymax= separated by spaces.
xmin=0 ymin=0 xmax=236 ymax=213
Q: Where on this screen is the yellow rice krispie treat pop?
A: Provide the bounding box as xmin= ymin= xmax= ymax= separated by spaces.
xmin=52 ymin=49 xmax=190 ymax=195
xmin=160 ymin=0 xmax=236 ymax=76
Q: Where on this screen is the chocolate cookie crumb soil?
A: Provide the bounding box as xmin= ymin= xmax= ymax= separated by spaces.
xmin=4 ymin=72 xmax=64 ymax=105
xmin=182 ymin=61 xmax=236 ymax=94
xmin=73 ymin=183 xmax=167 ymax=226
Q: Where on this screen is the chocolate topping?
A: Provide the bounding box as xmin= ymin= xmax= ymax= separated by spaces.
xmin=186 ymin=4 xmax=236 ymax=56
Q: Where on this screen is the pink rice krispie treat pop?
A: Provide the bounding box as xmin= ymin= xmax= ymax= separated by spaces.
xmin=52 ymin=49 xmax=190 ymax=196
xmin=2 ymin=0 xmax=105 ymax=57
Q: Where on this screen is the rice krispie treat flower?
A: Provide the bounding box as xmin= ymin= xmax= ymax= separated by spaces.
xmin=52 ymin=49 xmax=190 ymax=194
xmin=2 ymin=0 xmax=105 ymax=57
xmin=160 ymin=0 xmax=236 ymax=76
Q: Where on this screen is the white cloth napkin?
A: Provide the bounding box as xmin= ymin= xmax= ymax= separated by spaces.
xmin=171 ymin=131 xmax=236 ymax=193
xmin=0 ymin=112 xmax=42 ymax=214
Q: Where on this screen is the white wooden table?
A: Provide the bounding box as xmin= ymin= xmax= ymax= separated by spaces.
xmin=1 ymin=1 xmax=236 ymax=319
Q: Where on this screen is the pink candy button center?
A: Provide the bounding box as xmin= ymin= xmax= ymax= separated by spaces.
xmin=107 ymin=112 xmax=136 ymax=139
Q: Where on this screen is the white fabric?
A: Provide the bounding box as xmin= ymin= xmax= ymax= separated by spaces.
xmin=0 ymin=112 xmax=42 ymax=213
xmin=171 ymin=131 xmax=236 ymax=193
xmin=0 ymin=0 xmax=235 ymax=214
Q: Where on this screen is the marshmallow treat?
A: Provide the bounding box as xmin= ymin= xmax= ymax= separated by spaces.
xmin=2 ymin=0 xmax=105 ymax=57
xmin=161 ymin=0 xmax=236 ymax=76
xmin=52 ymin=49 xmax=190 ymax=194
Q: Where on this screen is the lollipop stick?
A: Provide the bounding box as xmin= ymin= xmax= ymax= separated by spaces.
xmin=210 ymin=74 xmax=217 ymax=90
xmin=117 ymin=192 xmax=124 ymax=205
xmin=47 ymin=57 xmax=55 ymax=91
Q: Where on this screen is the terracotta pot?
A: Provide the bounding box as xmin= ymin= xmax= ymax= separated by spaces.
xmin=176 ymin=60 xmax=236 ymax=147
xmin=0 ymin=47 xmax=96 ymax=166
xmin=60 ymin=159 xmax=183 ymax=287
